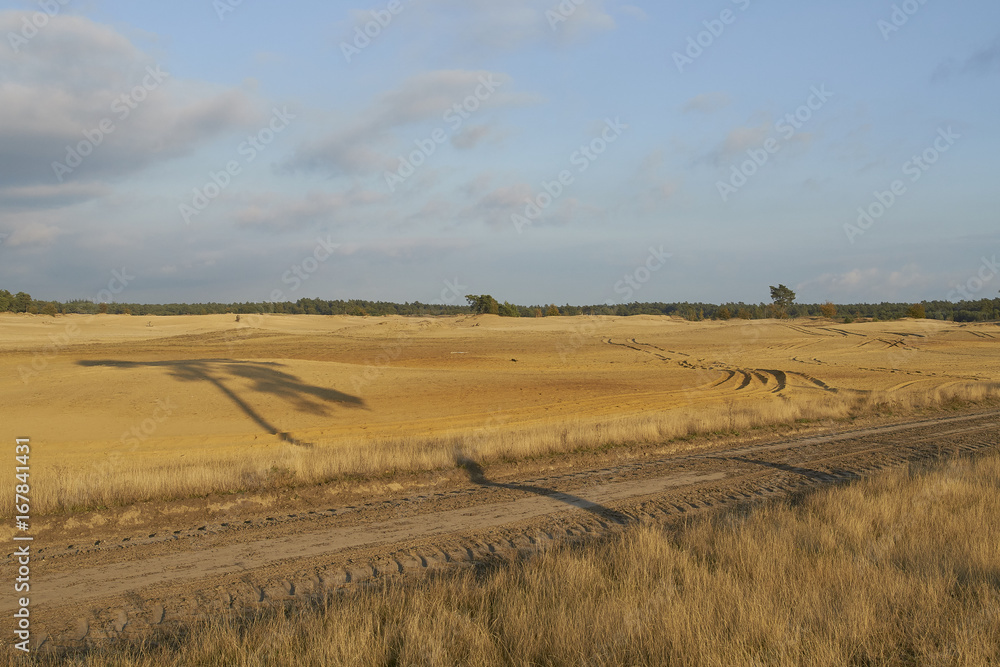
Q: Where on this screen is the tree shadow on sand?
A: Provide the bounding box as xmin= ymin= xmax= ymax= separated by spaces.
xmin=456 ymin=455 xmax=630 ymax=525
xmin=78 ymin=359 xmax=365 ymax=447
xmin=717 ymin=455 xmax=858 ymax=483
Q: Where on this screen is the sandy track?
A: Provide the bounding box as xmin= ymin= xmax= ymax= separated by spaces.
xmin=16 ymin=409 xmax=999 ymax=650
xmin=14 ymin=471 xmax=726 ymax=613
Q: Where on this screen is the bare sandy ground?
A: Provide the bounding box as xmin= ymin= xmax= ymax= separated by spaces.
xmin=4 ymin=313 xmax=997 ymax=471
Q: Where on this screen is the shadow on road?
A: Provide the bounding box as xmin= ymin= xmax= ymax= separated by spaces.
xmin=456 ymin=455 xmax=630 ymax=525
xmin=724 ymin=456 xmax=856 ymax=482
xmin=78 ymin=358 xmax=365 ymax=447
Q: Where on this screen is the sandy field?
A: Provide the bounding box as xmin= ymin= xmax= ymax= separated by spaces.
xmin=3 ymin=313 xmax=999 ymax=515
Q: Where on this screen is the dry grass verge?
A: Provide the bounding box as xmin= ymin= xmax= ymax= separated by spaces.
xmin=34 ymin=451 xmax=1000 ymax=666
xmin=27 ymin=381 xmax=1000 ymax=515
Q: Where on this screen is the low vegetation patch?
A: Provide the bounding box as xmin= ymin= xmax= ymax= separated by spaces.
xmin=38 ymin=452 xmax=1000 ymax=666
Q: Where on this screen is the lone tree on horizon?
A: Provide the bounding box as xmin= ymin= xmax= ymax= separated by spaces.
xmin=769 ymin=284 xmax=796 ymax=318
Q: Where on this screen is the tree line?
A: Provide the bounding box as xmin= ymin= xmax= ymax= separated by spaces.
xmin=2 ymin=288 xmax=999 ymax=323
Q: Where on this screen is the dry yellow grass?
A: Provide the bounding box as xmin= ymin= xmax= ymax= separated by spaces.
xmin=3 ymin=313 xmax=1000 ymax=516
xmin=31 ymin=380 xmax=1000 ymax=516
xmin=35 ymin=452 xmax=1000 ymax=666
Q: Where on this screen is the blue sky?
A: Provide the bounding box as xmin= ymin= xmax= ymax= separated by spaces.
xmin=0 ymin=0 xmax=997 ymax=306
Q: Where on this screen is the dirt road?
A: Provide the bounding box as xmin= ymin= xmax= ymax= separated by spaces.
xmin=10 ymin=408 xmax=999 ymax=649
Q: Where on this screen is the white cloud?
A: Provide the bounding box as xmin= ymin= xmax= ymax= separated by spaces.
xmin=690 ymin=116 xmax=775 ymax=169
xmin=619 ymin=5 xmax=648 ymax=21
xmin=460 ymin=172 xmax=495 ymax=198
xmin=634 ymin=150 xmax=681 ymax=212
xmin=410 ymin=0 xmax=617 ymax=53
xmin=233 ymin=189 xmax=387 ymax=232
xmin=451 ymin=124 xmax=495 ymax=149
xmin=403 ymin=197 xmax=455 ymax=226
xmin=461 ymin=183 xmax=533 ymax=228
xmin=934 ymin=36 xmax=1000 ymax=81
xmin=284 ymin=69 xmax=538 ymax=176
xmin=640 ymin=149 xmax=664 ymax=172
xmin=0 ymin=13 xmax=261 ymax=205
xmin=798 ymin=265 xmax=931 ymax=301
xmin=0 ymin=182 xmax=110 ymax=210
xmin=682 ymin=92 xmax=732 ymax=114
xmin=5 ymin=221 xmax=62 ymax=248
xmin=459 ymin=183 xmax=599 ymax=229
xmin=713 ymin=122 xmax=771 ymax=162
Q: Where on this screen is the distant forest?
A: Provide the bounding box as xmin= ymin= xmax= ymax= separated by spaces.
xmin=2 ymin=288 xmax=999 ymax=323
